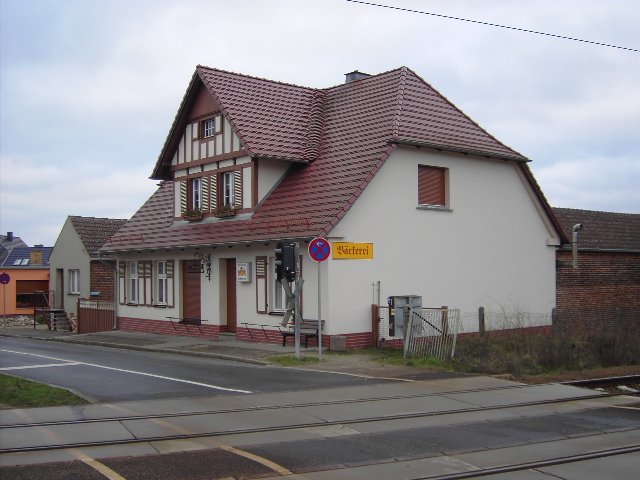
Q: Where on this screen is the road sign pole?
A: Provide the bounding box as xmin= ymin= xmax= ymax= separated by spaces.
xmin=0 ymin=272 xmax=10 ymax=321
xmin=318 ymin=261 xmax=322 ymax=359
xmin=308 ymin=237 xmax=330 ymax=360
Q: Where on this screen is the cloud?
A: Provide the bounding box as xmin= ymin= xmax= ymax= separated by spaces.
xmin=0 ymin=154 xmax=158 ymax=245
xmin=1 ymin=0 xmax=639 ymax=245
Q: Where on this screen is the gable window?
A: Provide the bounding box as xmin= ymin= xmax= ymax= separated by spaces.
xmin=418 ymin=165 xmax=448 ymax=207
xmin=221 ymin=171 xmax=234 ymax=208
xmin=203 ymin=118 xmax=215 ymax=138
xmin=69 ymin=270 xmax=80 ymax=294
xmin=129 ymin=261 xmax=139 ymax=304
xmin=201 ymin=115 xmax=222 ymax=139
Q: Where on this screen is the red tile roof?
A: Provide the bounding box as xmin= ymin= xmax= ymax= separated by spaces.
xmin=69 ymin=216 xmax=127 ymax=256
xmin=103 ymin=67 xmax=546 ymax=253
xmin=552 ymin=208 xmax=640 ymax=251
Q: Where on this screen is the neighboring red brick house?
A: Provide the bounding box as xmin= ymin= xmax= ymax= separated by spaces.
xmin=553 ymin=208 xmax=640 ymax=332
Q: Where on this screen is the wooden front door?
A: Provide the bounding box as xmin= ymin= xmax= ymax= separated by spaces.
xmin=226 ymin=258 xmax=237 ymax=332
xmin=182 ymin=260 xmax=201 ymax=320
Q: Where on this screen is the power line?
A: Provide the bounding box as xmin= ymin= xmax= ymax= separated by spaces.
xmin=346 ymin=0 xmax=639 ymax=53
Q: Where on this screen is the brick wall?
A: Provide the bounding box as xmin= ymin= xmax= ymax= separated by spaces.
xmin=90 ymin=261 xmax=116 ymax=301
xmin=555 ymin=250 xmax=640 ymax=332
xmin=235 ymin=325 xmax=374 ymax=350
xmin=118 ymin=316 xmax=220 ymax=338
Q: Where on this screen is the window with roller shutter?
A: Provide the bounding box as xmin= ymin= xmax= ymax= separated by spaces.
xmin=418 ymin=165 xmax=447 ymax=207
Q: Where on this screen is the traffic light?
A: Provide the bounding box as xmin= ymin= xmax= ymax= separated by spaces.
xmin=275 ymin=242 xmax=284 ymax=281
xmin=275 ymin=242 xmax=298 ymax=282
xmin=283 ymin=243 xmax=298 ymax=282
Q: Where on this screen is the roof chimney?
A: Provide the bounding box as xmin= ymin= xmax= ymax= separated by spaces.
xmin=344 ymin=70 xmax=371 ymax=83
xmin=6 ymin=232 xmax=13 ymax=242
xmin=30 ymin=249 xmax=43 ymax=265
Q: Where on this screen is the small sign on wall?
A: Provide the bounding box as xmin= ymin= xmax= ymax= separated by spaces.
xmin=237 ymin=262 xmax=252 ymax=282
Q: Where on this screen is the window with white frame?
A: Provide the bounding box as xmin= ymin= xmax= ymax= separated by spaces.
xmin=69 ymin=270 xmax=80 ymax=294
xmin=221 ymin=171 xmax=234 ymax=208
xmin=156 ymin=260 xmax=167 ymax=305
xmin=190 ymin=177 xmax=202 ymax=211
xmin=274 ymin=276 xmax=286 ymax=312
xmin=129 ymin=261 xmax=139 ymax=304
xmin=203 ymin=118 xmax=215 ymax=138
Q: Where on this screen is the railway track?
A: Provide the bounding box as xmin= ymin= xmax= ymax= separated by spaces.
xmin=422 ymin=444 xmax=640 ymax=479
xmin=1 ymin=380 xmax=632 ymax=455
xmin=563 ymin=374 xmax=640 ymax=394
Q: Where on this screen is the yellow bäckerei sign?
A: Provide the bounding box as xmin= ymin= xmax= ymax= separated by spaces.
xmin=332 ymin=242 xmax=374 ymax=260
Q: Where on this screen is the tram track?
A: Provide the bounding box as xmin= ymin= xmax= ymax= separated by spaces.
xmin=1 ymin=382 xmax=631 ymax=455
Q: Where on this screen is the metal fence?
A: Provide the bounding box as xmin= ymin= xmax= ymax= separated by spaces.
xmin=404 ymin=307 xmax=461 ymax=360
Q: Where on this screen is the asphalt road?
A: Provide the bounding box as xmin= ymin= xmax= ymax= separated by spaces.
xmin=0 ymin=337 xmax=389 ymax=402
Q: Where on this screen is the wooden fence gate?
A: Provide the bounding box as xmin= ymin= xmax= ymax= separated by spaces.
xmin=77 ymin=298 xmax=115 ymax=334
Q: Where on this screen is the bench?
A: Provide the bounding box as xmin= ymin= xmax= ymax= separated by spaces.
xmin=281 ymin=319 xmax=325 ymax=348
xmin=167 ymin=316 xmax=205 ymax=333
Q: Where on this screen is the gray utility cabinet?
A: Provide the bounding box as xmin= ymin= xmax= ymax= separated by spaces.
xmin=387 ymin=295 xmax=422 ymax=337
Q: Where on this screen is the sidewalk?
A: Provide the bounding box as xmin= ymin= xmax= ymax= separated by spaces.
xmin=0 ymin=324 xmax=302 ymax=365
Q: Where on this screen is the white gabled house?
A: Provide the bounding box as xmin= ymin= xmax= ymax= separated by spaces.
xmin=101 ymin=66 xmax=566 ymax=348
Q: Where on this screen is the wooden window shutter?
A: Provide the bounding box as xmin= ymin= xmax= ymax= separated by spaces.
xmin=418 ymin=166 xmax=446 ymax=206
xmin=166 ymin=260 xmax=175 ymax=307
xmin=141 ymin=261 xmax=152 ymax=306
xmin=180 ymin=180 xmax=188 ymax=214
xmin=118 ymin=261 xmax=126 ymax=305
xmin=255 ymin=256 xmax=267 ymax=314
xmin=210 ymin=174 xmax=218 ymax=211
xmin=233 ymin=170 xmax=242 ymax=209
xmin=201 ymin=176 xmax=210 ymax=213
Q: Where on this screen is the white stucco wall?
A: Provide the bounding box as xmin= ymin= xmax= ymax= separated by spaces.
xmin=49 ymin=217 xmax=91 ymax=315
xmin=115 ymin=148 xmax=558 ymax=338
xmin=323 ymin=147 xmax=559 ymax=334
xmin=257 ymin=159 xmax=290 ymax=203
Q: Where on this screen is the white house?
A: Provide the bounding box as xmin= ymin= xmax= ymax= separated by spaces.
xmin=101 ymin=66 xmax=565 ymax=348
xmin=50 ymin=216 xmax=127 ymax=317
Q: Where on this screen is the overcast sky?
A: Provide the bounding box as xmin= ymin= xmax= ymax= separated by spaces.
xmin=1 ymin=0 xmax=638 ymax=246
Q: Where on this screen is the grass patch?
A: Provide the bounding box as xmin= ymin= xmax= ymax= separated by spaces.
xmin=0 ymin=373 xmax=88 ymax=409
xmin=358 ymin=348 xmax=451 ymax=370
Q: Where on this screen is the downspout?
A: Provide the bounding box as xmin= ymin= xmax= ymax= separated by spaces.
xmin=572 ymin=223 xmax=583 ymax=269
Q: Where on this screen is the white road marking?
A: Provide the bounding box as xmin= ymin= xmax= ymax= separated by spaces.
xmin=1 ymin=362 xmax=82 ymax=371
xmin=0 ymin=349 xmax=252 ymax=394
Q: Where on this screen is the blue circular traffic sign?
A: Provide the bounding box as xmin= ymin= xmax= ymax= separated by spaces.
xmin=309 ymin=237 xmax=331 ymax=262
xmin=0 ymin=272 xmax=10 ymax=285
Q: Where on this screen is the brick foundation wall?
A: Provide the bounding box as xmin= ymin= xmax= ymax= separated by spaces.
xmin=555 ymin=250 xmax=640 ymax=333
xmin=236 ymin=327 xmax=284 ymax=345
xmin=118 ymin=317 xmax=220 ymax=338
xmin=235 ymin=326 xmax=374 ymax=349
xmin=90 ymin=261 xmax=116 ymax=301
